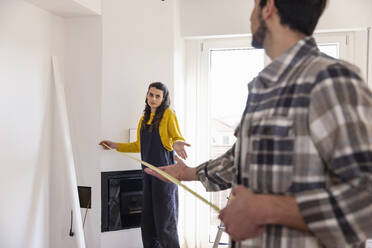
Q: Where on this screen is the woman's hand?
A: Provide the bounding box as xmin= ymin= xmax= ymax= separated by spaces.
xmin=99 ymin=140 xmax=118 ymax=150
xmin=172 ymin=140 xmax=191 ymax=159
xmin=144 ymin=156 xmax=197 ymax=182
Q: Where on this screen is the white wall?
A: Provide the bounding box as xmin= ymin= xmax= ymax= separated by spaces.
xmin=317 ymin=0 xmax=372 ymax=30
xmin=62 ymin=16 xmax=102 ymax=248
xmin=24 ymin=0 xmax=101 ymax=17
xmin=180 ymin=0 xmax=372 ymax=37
xmin=75 ymin=0 xmax=101 ymax=15
xmin=100 ymin=0 xmax=179 ymax=246
xmin=180 ymin=0 xmax=250 ymax=37
xmin=0 ymin=0 xmax=64 ymax=247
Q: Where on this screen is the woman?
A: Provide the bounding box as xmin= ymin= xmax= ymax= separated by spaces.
xmin=99 ymin=82 xmax=189 ymax=248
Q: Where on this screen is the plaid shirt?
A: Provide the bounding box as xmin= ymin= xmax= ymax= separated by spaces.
xmin=196 ymin=37 xmax=372 ymax=248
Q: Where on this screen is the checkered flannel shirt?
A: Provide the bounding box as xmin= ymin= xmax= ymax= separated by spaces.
xmin=196 ymin=37 xmax=372 ymax=248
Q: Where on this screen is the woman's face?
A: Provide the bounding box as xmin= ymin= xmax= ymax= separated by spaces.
xmin=146 ymin=87 xmax=164 ymax=111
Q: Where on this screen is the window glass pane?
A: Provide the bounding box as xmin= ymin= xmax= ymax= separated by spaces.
xmin=204 ymin=39 xmax=340 ymax=246
xmin=210 ymin=48 xmax=264 ymax=129
xmin=208 ymin=48 xmax=265 ymax=245
xmin=318 ymin=43 xmax=339 ymax=59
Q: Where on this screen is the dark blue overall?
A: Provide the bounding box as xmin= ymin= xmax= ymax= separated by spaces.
xmin=140 ymin=125 xmax=179 ymax=248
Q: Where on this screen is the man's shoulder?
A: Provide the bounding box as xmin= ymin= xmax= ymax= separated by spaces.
xmin=317 ymin=57 xmax=361 ymax=81
xmin=304 ymin=53 xmax=363 ymax=83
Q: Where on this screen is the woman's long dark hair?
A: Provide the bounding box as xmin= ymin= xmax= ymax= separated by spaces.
xmin=141 ymin=82 xmax=170 ymax=132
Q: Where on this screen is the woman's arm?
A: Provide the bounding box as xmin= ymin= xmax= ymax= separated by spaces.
xmin=167 ymin=109 xmax=190 ymax=159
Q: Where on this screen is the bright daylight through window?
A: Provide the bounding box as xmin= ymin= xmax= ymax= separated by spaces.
xmin=207 ymin=43 xmax=340 ymax=245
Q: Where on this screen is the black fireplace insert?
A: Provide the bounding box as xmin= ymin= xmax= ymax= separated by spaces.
xmin=101 ymin=170 xmax=143 ymax=232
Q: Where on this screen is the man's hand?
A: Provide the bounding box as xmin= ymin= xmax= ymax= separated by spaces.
xmin=219 ymin=186 xmax=267 ymax=241
xmin=172 ymin=140 xmax=191 ymax=159
xmin=144 ymin=156 xmax=197 ymax=182
xmin=219 ymin=186 xmax=310 ymax=242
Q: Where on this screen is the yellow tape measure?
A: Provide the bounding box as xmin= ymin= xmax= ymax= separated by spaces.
xmin=102 ymin=143 xmax=221 ymax=213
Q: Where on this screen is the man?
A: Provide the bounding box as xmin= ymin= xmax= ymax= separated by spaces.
xmin=146 ymin=0 xmax=372 ymax=247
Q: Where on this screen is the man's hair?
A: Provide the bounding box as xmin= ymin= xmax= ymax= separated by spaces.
xmin=259 ymin=0 xmax=327 ymax=36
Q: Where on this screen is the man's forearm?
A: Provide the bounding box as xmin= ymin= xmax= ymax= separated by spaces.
xmin=260 ymin=194 xmax=310 ymax=231
xmin=182 ymin=167 xmax=198 ymax=181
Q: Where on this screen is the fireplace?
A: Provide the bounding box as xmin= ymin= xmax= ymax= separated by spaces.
xmin=101 ymin=170 xmax=143 ymax=232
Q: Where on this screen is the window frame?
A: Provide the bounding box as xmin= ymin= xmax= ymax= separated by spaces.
xmin=199 ymin=36 xmax=265 ymax=247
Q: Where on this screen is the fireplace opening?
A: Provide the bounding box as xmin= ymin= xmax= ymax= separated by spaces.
xmin=101 ymin=170 xmax=143 ymax=232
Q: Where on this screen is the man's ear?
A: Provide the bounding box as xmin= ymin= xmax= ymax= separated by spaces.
xmin=261 ymin=0 xmax=276 ymax=20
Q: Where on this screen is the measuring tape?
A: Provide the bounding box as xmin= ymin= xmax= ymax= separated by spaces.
xmin=102 ymin=143 xmax=221 ymax=212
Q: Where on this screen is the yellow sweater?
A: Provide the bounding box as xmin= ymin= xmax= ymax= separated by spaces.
xmin=117 ymin=108 xmax=185 ymax=152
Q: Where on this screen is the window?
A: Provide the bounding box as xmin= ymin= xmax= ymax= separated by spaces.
xmin=208 ymin=44 xmax=265 ymax=246
xmin=318 ymin=43 xmax=339 ymax=58
xmin=222 ymin=136 xmax=229 ymax=145
xmin=204 ymin=35 xmax=349 ymax=246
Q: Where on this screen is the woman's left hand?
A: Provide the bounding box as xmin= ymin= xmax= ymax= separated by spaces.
xmin=172 ymin=140 xmax=191 ymax=159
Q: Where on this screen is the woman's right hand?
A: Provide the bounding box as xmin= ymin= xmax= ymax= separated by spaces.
xmin=99 ymin=140 xmax=118 ymax=150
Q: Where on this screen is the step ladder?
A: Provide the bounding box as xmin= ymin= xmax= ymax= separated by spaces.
xmin=212 ymin=222 xmax=225 ymax=248
xmin=212 ymin=193 xmax=233 ymax=248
